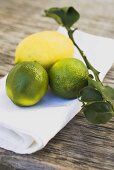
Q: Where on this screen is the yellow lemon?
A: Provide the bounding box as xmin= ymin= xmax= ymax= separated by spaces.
xmin=15 ymin=31 xmax=74 ymax=69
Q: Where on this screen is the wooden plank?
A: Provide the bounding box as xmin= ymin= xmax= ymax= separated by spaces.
xmin=0 ymin=0 xmax=114 ymax=169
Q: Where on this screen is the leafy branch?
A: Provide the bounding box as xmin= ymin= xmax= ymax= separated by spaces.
xmin=44 ymin=7 xmax=114 ymax=124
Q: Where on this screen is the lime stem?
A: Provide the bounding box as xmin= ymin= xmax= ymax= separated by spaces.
xmin=67 ymin=29 xmax=101 ymax=83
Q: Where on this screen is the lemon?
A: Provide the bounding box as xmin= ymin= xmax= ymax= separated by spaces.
xmin=6 ymin=62 xmax=48 ymax=106
xmin=49 ymin=58 xmax=89 ymax=99
xmin=15 ymin=31 xmax=74 ymax=69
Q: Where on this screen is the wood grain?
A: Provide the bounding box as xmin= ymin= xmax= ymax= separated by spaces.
xmin=0 ymin=0 xmax=114 ymax=170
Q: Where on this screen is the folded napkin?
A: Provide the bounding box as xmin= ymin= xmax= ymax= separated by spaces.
xmin=0 ymin=27 xmax=114 ymax=154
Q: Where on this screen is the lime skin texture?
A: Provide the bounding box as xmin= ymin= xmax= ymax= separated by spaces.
xmin=49 ymin=58 xmax=89 ymax=99
xmin=6 ymin=61 xmax=48 ymax=106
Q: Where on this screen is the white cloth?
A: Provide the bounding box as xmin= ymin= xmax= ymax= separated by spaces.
xmin=0 ymin=27 xmax=114 ymax=154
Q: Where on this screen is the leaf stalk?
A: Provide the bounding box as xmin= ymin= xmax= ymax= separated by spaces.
xmin=67 ymin=29 xmax=101 ymax=83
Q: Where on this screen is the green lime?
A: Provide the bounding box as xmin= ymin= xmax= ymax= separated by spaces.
xmin=49 ymin=58 xmax=89 ymax=99
xmin=6 ymin=61 xmax=48 ymax=106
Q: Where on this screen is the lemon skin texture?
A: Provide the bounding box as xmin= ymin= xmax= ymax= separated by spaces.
xmin=49 ymin=58 xmax=89 ymax=99
xmin=15 ymin=31 xmax=74 ymax=69
xmin=6 ymin=62 xmax=48 ymax=106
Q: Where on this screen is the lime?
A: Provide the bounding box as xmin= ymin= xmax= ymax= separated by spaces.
xmin=6 ymin=62 xmax=48 ymax=106
xmin=49 ymin=58 xmax=89 ymax=99
xmin=15 ymin=31 xmax=74 ymax=69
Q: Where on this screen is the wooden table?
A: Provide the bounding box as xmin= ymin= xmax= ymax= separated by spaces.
xmin=0 ymin=0 xmax=114 ymax=169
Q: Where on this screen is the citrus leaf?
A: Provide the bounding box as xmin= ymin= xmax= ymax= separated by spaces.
xmin=45 ymin=7 xmax=80 ymax=29
xmin=88 ymin=77 xmax=103 ymax=91
xmin=80 ymin=86 xmax=103 ymax=102
xmin=88 ymin=78 xmax=114 ymax=106
xmin=83 ymin=101 xmax=113 ymax=124
xmin=101 ymin=86 xmax=114 ymax=105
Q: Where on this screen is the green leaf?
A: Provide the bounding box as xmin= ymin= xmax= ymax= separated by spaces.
xmin=88 ymin=77 xmax=103 ymax=91
xmin=88 ymin=78 xmax=114 ymax=106
xmin=83 ymin=101 xmax=113 ymax=124
xmin=80 ymin=86 xmax=103 ymax=102
xmin=44 ymin=7 xmax=80 ymax=29
xmin=101 ymin=86 xmax=114 ymax=105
